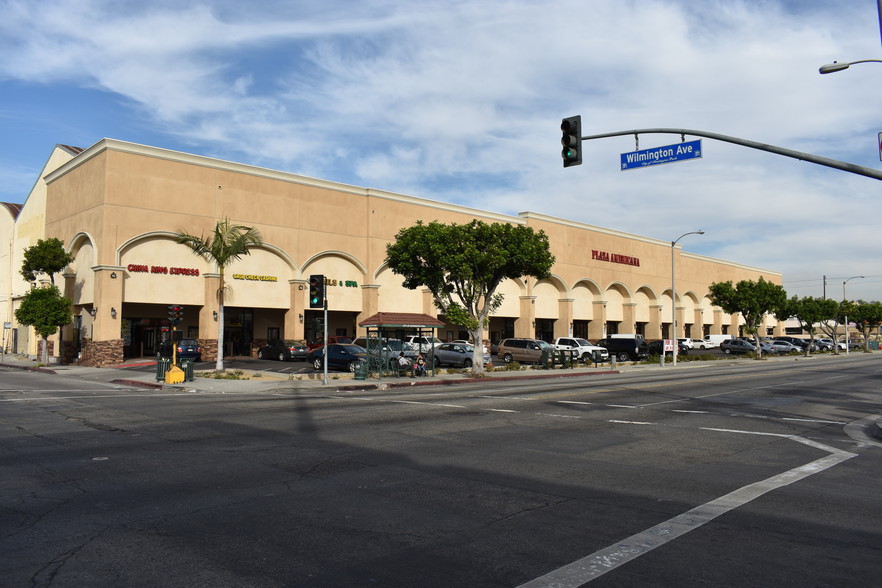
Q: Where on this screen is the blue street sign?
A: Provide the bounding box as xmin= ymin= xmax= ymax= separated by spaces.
xmin=621 ymin=139 xmax=702 ymax=170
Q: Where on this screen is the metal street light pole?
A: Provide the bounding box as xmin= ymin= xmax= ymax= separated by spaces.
xmin=671 ymin=230 xmax=704 ymax=366
xmin=842 ymin=275 xmax=864 ymax=356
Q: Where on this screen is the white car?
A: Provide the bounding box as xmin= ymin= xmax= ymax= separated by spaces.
xmin=553 ymin=337 xmax=610 ymax=362
xmin=403 ymin=335 xmax=444 ymax=352
xmin=677 ymin=338 xmax=696 ymax=349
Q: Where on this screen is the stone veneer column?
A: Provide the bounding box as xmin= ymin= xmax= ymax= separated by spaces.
xmin=199 ymin=272 xmax=221 ymax=362
xmin=85 ymin=265 xmax=125 ymax=366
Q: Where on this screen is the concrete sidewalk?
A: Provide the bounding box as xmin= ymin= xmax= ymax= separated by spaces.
xmin=1 ymin=353 xmax=626 ymax=393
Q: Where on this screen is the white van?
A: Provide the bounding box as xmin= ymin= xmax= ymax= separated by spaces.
xmin=696 ymin=334 xmax=732 ymax=349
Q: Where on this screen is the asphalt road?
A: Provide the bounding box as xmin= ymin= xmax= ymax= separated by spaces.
xmin=2 ymin=356 xmax=881 ymax=587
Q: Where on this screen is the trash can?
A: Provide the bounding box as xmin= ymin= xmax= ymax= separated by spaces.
xmin=156 ymin=358 xmax=171 ymax=381
xmin=540 ymin=349 xmax=554 ymax=369
xmin=179 ymin=359 xmax=194 ymax=382
xmin=870 ymin=341 xmax=880 ymax=351
xmin=558 ymin=350 xmax=572 ymax=368
xmin=354 ymin=360 xmax=368 ymax=380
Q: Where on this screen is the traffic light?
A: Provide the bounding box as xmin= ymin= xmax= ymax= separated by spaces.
xmin=309 ymin=275 xmax=325 ymax=309
xmin=561 ymin=115 xmax=582 ymax=167
xmin=167 ymin=304 xmax=183 ymax=325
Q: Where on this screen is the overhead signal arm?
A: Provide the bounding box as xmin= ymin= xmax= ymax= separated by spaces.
xmin=576 ymin=127 xmax=882 ymax=182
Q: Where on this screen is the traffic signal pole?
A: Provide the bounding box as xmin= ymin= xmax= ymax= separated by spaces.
xmin=323 ymin=297 xmax=329 ymax=385
xmin=577 ymin=127 xmax=882 ymax=182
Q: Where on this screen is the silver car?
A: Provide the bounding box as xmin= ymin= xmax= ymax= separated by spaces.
xmin=768 ymin=340 xmax=800 ymax=353
xmin=432 ymin=343 xmax=490 ymax=368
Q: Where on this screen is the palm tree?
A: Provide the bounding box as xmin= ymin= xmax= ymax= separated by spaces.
xmin=176 ymin=218 xmax=263 ymax=372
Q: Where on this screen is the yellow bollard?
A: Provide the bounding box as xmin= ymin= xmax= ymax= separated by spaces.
xmin=164 ymin=365 xmax=185 ymax=384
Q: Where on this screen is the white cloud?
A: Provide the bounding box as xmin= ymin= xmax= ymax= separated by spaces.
xmin=1 ymin=0 xmax=881 ymax=300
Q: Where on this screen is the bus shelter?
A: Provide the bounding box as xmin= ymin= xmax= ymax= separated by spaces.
xmin=357 ymin=312 xmax=445 ymax=378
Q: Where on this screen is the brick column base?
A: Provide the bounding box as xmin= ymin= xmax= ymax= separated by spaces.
xmin=80 ymin=339 xmax=124 ymax=367
xmin=198 ymin=339 xmax=218 ymax=362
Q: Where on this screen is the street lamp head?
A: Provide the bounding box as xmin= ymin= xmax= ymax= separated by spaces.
xmin=819 ymin=59 xmax=882 ymax=74
xmin=820 ymin=61 xmax=850 ymax=74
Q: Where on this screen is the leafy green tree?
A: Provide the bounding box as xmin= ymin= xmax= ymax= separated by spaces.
xmin=708 ymin=277 xmax=787 ymax=359
xmin=849 ymin=300 xmax=882 ymax=350
xmin=15 ymin=285 xmax=73 ymax=364
xmin=386 ymin=220 xmax=555 ymax=375
xmin=176 ymin=218 xmax=263 ymax=372
xmin=776 ymin=296 xmax=838 ymax=356
xmin=20 ymin=237 xmax=74 ymax=285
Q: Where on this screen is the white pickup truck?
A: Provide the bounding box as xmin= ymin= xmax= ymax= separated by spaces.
xmin=553 ymin=337 xmax=610 ymax=362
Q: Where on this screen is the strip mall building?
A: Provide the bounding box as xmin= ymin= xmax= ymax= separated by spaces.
xmin=1 ymin=139 xmax=786 ymax=366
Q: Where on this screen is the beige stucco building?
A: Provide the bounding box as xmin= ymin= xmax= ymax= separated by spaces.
xmin=1 ymin=139 xmax=785 ymax=366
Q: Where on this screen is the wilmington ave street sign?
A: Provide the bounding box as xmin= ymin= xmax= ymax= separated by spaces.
xmin=621 ymin=139 xmax=702 ymax=170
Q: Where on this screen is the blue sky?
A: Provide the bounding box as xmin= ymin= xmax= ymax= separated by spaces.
xmin=2 ymin=0 xmax=882 ymax=302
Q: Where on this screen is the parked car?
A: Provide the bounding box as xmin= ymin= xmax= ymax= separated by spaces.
xmin=719 ymin=338 xmax=756 ymax=354
xmin=306 ymin=336 xmax=353 ymax=350
xmin=758 ymin=341 xmax=777 ymax=354
xmin=768 ymin=340 xmax=800 ymax=353
xmin=257 ymin=339 xmax=309 ymax=361
xmin=352 ymin=337 xmax=418 ymax=369
xmin=496 ymin=338 xmax=561 ymax=364
xmin=403 ymin=335 xmax=444 ymax=353
xmin=647 ymin=339 xmax=689 ymax=356
xmin=433 ymin=343 xmax=491 ymax=368
xmin=677 ymin=338 xmax=697 ymax=349
xmin=452 ymin=339 xmax=491 ymax=354
xmin=307 ymin=343 xmax=367 ymax=372
xmin=157 ymin=338 xmax=202 ymax=361
xmin=696 ymin=334 xmax=732 ymax=349
xmin=816 ymin=338 xmax=842 ymax=350
xmin=809 ymin=339 xmax=834 ymax=352
xmin=596 ymin=337 xmax=650 ymax=362
xmin=553 ymin=337 xmax=610 ymax=362
xmin=773 ymin=336 xmax=809 ymax=350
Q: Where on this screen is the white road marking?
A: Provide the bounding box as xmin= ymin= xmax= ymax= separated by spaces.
xmin=672 ymin=409 xmax=709 ymax=414
xmin=486 ymin=408 xmax=519 ymax=413
xmin=517 ymin=433 xmax=856 ymax=587
xmin=607 ymin=420 xmax=654 ymax=425
xmin=782 ymin=417 xmax=847 ymax=425
xmin=605 ymin=404 xmax=637 ymax=409
xmin=558 ymin=400 xmax=593 ymax=405
xmin=391 ymin=400 xmax=466 ymax=408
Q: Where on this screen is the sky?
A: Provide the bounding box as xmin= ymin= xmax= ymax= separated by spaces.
xmin=1 ymin=0 xmax=881 ymax=302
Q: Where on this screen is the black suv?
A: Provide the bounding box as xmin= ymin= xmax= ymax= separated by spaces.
xmin=596 ymin=337 xmax=649 ymax=361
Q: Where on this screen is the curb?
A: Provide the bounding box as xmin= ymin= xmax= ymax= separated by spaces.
xmin=110 ymin=378 xmax=165 ymax=390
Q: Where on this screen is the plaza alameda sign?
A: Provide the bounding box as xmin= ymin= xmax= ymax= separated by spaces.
xmin=621 ymin=139 xmax=702 ymax=170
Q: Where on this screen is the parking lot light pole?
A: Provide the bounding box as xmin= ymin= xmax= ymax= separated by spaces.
xmin=672 ymin=230 xmax=704 ymax=366
xmin=842 ymin=275 xmax=864 ymax=356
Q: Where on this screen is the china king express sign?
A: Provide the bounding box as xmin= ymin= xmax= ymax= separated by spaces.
xmin=126 ymin=264 xmax=200 ymax=276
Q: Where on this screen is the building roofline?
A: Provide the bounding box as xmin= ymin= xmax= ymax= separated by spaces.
xmin=44 ymin=138 xmax=520 ymax=225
